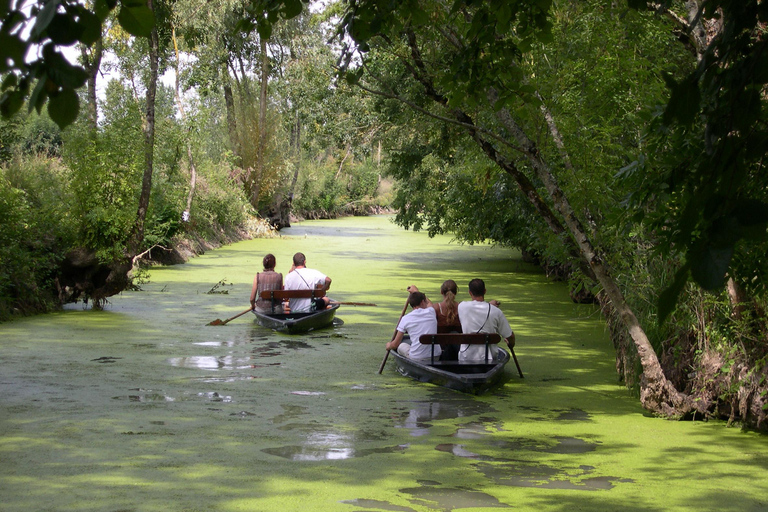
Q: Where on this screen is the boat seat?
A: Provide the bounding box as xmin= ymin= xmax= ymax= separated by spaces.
xmin=259 ymin=289 xmax=326 ymax=300
xmin=419 ymin=333 xmax=502 ymax=364
xmin=260 ymin=289 xmax=327 ymax=310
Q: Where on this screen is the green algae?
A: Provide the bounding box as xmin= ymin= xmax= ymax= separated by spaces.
xmin=1 ymin=215 xmax=767 ymax=511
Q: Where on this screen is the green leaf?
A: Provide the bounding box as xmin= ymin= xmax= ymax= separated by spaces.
xmin=281 ymin=0 xmax=304 ymax=19
xmin=47 ymin=13 xmax=79 ymax=45
xmin=1 ymin=73 xmax=18 ymax=90
xmin=43 ymin=46 xmax=88 ymax=89
xmin=94 ymin=0 xmax=116 ymax=20
xmin=31 ymin=0 xmax=60 ymax=41
xmin=256 ymin=20 xmax=272 ymax=40
xmin=663 ymin=74 xmax=700 ymax=126
xmin=77 ymin=9 xmax=102 ymax=46
xmin=117 ymin=0 xmax=154 ymax=38
xmin=0 ymin=89 xmax=25 ymax=118
xmin=0 ymin=0 xmax=11 ymax=19
xmin=658 ymin=264 xmax=690 ymax=325
xmin=28 ymin=76 xmax=48 ymax=114
xmin=690 ymin=244 xmax=733 ymax=290
xmin=0 ymin=32 xmax=27 ymax=71
xmin=47 ymin=86 xmax=79 ymax=127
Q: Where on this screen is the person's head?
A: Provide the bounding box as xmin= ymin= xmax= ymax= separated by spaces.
xmin=408 ymin=291 xmax=427 ymax=309
xmin=440 ymin=279 xmax=458 ymax=297
xmin=263 ymin=253 xmax=276 ymax=270
xmin=468 ymin=278 xmax=486 ymax=298
xmin=293 ymin=252 xmax=306 ymax=267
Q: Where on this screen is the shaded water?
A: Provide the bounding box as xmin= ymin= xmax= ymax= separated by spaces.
xmin=1 ymin=216 xmax=767 ymax=511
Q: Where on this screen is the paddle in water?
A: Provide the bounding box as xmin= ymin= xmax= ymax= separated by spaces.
xmin=207 ymin=307 xmax=252 ymax=326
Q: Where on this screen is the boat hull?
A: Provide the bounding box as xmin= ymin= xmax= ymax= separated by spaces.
xmin=252 ymin=304 xmax=340 ymax=333
xmin=390 ymin=346 xmax=510 ymax=394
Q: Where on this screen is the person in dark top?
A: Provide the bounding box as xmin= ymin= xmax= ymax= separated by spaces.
xmin=250 ymin=253 xmax=284 ymax=314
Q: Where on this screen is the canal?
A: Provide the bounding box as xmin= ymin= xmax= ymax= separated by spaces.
xmin=1 ymin=215 xmax=766 ymax=511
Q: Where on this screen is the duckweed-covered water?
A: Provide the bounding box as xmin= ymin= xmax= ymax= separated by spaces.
xmin=1 ymin=216 xmax=767 ymax=512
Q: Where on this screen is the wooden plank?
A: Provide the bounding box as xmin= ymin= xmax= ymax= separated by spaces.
xmin=259 ymin=289 xmax=326 ymax=300
xmin=418 ymin=333 xmax=501 ymax=345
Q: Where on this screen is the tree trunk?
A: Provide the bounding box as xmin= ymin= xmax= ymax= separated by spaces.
xmin=128 ymin=9 xmax=159 ymax=257
xmin=490 ymin=90 xmax=695 ymax=416
xmin=88 ymin=1 xmax=159 ymax=306
xmin=252 ymin=36 xmax=269 ymax=207
xmin=171 ymin=28 xmax=196 ymax=223
xmin=289 ymin=108 xmax=300 ymax=201
xmin=223 ymin=77 xmax=240 ymax=165
xmin=80 ymin=37 xmax=102 ymax=131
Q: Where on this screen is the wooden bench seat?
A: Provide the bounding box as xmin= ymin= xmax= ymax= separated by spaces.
xmin=418 ymin=333 xmax=501 ymax=345
xmin=418 ymin=333 xmax=502 ymax=364
xmin=259 ymin=289 xmax=326 ymax=300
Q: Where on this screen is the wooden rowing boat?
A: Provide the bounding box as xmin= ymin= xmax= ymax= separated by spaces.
xmin=252 ymin=303 xmax=340 ymax=333
xmin=390 ymin=333 xmax=510 ymax=394
xmin=253 ymin=289 xmax=339 ymax=333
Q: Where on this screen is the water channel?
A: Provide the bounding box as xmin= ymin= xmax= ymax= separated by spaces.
xmin=1 ymin=215 xmax=767 ymax=511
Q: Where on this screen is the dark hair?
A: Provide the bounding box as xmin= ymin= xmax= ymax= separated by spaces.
xmin=468 ymin=278 xmax=486 ymax=297
xmin=293 ymin=252 xmax=306 ymax=266
xmin=408 ymin=291 xmax=427 ymax=308
xmin=263 ymin=254 xmax=276 ymax=270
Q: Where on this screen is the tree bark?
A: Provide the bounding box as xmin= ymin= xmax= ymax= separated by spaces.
xmin=172 ymin=27 xmax=197 ymax=222
xmin=80 ymin=36 xmax=103 ymax=131
xmin=252 ymin=36 xmax=269 ymax=207
xmin=489 ymin=90 xmax=694 ymax=416
xmin=223 ymin=76 xmax=240 ymax=165
xmin=128 ymin=6 xmax=159 ymax=257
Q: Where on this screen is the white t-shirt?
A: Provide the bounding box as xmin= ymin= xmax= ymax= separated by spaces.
xmin=284 ymin=267 xmax=328 ymax=313
xmin=457 ymin=300 xmax=513 ymax=362
xmin=397 ymin=307 xmax=440 ymax=360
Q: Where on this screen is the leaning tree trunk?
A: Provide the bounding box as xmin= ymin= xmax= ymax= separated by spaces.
xmin=490 ymin=91 xmax=695 ymax=417
xmin=397 ymin=27 xmax=696 ymax=417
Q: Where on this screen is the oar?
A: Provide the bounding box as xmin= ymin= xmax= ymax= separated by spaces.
xmin=329 ymin=301 xmax=377 ymax=306
xmin=506 ymin=338 xmax=524 ymax=378
xmin=378 ymin=297 xmax=410 ymax=374
xmin=207 ymin=307 xmax=252 ymax=326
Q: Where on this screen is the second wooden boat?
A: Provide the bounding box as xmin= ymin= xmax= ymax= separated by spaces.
xmin=390 ymin=333 xmax=511 ymax=394
xmin=254 ymin=289 xmax=339 ymax=333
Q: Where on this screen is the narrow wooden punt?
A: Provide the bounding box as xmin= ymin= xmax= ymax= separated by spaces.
xmin=253 ymin=289 xmax=339 ymax=334
xmin=390 ymin=333 xmax=510 ymax=394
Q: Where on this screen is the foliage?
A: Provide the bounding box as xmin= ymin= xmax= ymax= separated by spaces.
xmin=0 ymin=155 xmax=73 ymax=319
xmin=0 ymin=0 xmax=155 ymax=128
xmin=623 ymin=0 xmax=768 ymax=322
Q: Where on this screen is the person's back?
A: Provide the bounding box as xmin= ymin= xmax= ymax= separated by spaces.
xmin=250 ymin=254 xmax=283 ymax=314
xmin=283 ymin=252 xmax=331 ymax=313
xmin=387 ymin=292 xmax=440 ymax=360
xmin=458 ymin=279 xmax=513 ymax=362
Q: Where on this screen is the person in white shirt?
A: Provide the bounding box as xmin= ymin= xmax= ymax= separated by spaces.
xmin=283 ymin=252 xmax=332 ymax=313
xmin=457 ymin=279 xmax=515 ymax=362
xmin=386 ymin=291 xmax=441 ymax=360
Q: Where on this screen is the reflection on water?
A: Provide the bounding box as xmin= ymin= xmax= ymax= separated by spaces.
xmin=400 ymin=484 xmax=508 ymax=510
xmin=393 ymin=397 xmax=497 ymax=436
xmin=476 ymin=462 xmax=633 ymax=491
xmin=339 ymin=499 xmax=416 ymax=512
xmin=167 ymin=355 xmax=255 ymax=370
xmin=262 ymin=428 xmax=409 ymax=461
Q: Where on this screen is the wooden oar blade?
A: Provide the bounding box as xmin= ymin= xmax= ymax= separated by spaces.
xmin=207 ymin=319 xmax=224 ymax=325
